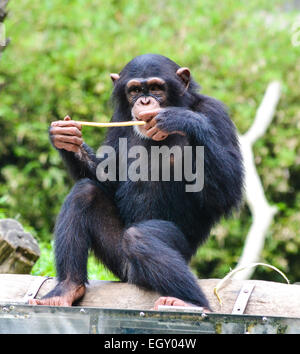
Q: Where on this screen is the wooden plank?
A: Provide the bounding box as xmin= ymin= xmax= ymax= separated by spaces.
xmin=0 ymin=274 xmax=300 ymax=318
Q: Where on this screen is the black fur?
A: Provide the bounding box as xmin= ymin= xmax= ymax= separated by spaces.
xmin=50 ymin=54 xmax=244 ymax=308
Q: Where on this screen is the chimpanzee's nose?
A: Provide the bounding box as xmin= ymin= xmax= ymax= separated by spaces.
xmin=141 ymin=97 xmax=151 ymax=105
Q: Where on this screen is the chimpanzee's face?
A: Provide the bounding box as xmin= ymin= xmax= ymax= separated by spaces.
xmin=123 ymin=77 xmax=168 ymax=139
xmin=125 ymin=77 xmax=167 ymax=138
xmin=125 ymin=77 xmax=167 ymax=107
xmin=110 ymin=54 xmax=192 ymax=139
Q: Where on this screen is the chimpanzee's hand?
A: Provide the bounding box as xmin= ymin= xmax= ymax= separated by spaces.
xmin=154 ymin=108 xmax=187 ymax=135
xmin=49 ymin=116 xmax=83 ymax=153
xmin=138 ymin=108 xmax=186 ymax=141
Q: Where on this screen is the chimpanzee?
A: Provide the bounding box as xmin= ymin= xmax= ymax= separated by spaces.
xmin=29 ymin=54 xmax=244 ymax=310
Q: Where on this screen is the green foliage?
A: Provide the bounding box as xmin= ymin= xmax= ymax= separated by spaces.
xmin=31 ymin=242 xmax=118 ymax=281
xmin=0 ymin=0 xmax=299 ymax=281
xmin=0 ymin=196 xmax=8 ymax=219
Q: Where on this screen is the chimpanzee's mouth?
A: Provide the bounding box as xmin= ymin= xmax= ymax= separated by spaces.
xmin=132 ymin=112 xmax=142 ymax=122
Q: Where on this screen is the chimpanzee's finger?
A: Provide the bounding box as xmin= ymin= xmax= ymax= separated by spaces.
xmin=54 ymin=134 xmax=83 ymax=146
xmin=144 ymin=118 xmax=157 ymax=130
xmin=145 ymin=126 xmax=159 ymax=138
xmin=152 ymin=131 xmax=168 ymax=141
xmin=51 ymin=120 xmax=82 ymax=130
xmin=138 ymin=109 xmax=161 ymax=122
xmin=54 ymin=141 xmax=81 ymax=153
xmin=49 ymin=126 xmax=82 ymax=137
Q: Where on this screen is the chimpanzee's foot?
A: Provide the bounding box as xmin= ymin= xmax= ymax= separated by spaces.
xmin=153 ymin=296 xmax=210 ymax=312
xmin=28 ymin=281 xmax=86 ymax=307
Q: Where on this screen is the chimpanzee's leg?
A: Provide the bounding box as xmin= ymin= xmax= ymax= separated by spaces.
xmin=29 ymin=178 xmax=125 ymax=306
xmin=30 ymin=178 xmax=209 ymax=309
xmin=122 ymin=220 xmax=210 ymax=310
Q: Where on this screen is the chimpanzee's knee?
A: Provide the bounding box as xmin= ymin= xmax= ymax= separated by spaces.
xmin=122 ymin=220 xmax=192 ymax=262
xmin=121 ymin=219 xmax=193 ymax=288
xmin=65 ymin=178 xmax=101 ymax=209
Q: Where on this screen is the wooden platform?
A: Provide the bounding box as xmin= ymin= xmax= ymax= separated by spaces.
xmin=0 ymin=274 xmax=300 ymax=318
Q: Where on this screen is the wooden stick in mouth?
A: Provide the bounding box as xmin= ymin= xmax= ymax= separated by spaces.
xmin=77 ymin=120 xmax=146 ymax=127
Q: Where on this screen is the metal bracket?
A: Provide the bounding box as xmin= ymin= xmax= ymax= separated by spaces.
xmin=23 ymin=276 xmax=52 ymax=302
xmin=232 ymin=283 xmax=255 ymax=315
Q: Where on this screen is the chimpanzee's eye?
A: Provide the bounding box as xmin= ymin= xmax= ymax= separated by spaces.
xmin=129 ymin=86 xmax=141 ymax=94
xmin=149 ymin=84 xmax=163 ymax=92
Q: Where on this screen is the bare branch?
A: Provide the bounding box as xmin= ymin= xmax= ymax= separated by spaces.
xmin=232 ymin=81 xmax=281 ymax=280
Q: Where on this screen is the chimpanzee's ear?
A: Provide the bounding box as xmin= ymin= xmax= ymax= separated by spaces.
xmin=176 ymin=67 xmax=191 ymax=87
xmin=110 ymin=73 xmax=120 ymax=84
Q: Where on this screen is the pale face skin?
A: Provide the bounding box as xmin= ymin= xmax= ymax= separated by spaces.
xmin=126 ymin=77 xmax=169 ymax=141
xmin=125 ymin=70 xmax=190 ymax=141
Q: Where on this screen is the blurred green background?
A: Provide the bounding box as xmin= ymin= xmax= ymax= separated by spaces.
xmin=0 ymin=0 xmax=299 ymax=282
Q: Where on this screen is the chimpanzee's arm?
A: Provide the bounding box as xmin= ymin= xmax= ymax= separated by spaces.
xmin=51 ymin=135 xmax=119 ymax=195
xmin=155 ymin=96 xmax=244 ymax=216
xmin=49 ymin=120 xmax=119 ymax=196
xmin=49 ymin=119 xmax=104 ymax=182
xmin=57 ymin=143 xmax=99 ymax=181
